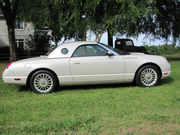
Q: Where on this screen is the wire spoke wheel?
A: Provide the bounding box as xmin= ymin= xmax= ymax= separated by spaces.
xmin=33 ymin=73 xmax=53 ymax=93
xmin=140 ymin=68 xmax=158 ymax=87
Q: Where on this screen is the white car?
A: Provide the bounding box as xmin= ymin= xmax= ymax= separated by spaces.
xmin=3 ymin=41 xmax=171 ymax=94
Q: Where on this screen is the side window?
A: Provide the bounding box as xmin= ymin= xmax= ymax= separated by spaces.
xmin=72 ymin=44 xmax=108 ymax=57
xmin=73 ymin=46 xmax=87 ymax=57
xmin=86 ymin=45 xmax=98 ymax=55
xmin=94 ymin=45 xmax=108 ymax=56
xmin=61 ymin=48 xmax=68 ymax=55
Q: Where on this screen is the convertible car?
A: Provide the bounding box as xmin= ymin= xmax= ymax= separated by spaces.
xmin=3 ymin=41 xmax=171 ymax=94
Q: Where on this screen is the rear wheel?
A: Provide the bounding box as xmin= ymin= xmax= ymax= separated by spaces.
xmin=135 ymin=65 xmax=160 ymax=87
xmin=29 ymin=70 xmax=57 ymax=94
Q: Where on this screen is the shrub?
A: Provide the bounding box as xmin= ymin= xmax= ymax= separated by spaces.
xmin=144 ymin=44 xmax=180 ymax=55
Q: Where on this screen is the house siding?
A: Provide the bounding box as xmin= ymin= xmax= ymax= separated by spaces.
xmin=0 ymin=20 xmax=9 ymax=47
xmin=0 ymin=17 xmax=34 ymax=48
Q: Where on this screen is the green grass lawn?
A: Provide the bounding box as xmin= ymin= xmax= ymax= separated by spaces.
xmin=0 ymin=61 xmax=180 ymax=135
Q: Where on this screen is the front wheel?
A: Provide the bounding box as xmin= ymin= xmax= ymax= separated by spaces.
xmin=135 ymin=65 xmax=161 ymax=87
xmin=29 ymin=70 xmax=57 ymax=94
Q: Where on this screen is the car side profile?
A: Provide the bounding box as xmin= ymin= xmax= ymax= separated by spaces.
xmin=2 ymin=41 xmax=171 ymax=94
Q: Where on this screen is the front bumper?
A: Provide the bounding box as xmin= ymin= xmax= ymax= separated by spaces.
xmin=161 ymin=71 xmax=171 ymax=79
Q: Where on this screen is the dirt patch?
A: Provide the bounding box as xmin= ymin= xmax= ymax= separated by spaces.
xmin=119 ymin=123 xmax=180 ymax=135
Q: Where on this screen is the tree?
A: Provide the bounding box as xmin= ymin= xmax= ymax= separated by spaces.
xmin=106 ymin=0 xmax=157 ymax=46
xmin=154 ymin=0 xmax=180 ymax=42
xmin=0 ymin=0 xmax=20 ymax=61
xmin=114 ymin=0 xmax=180 ymax=45
xmin=13 ymin=0 xmax=180 ymax=51
xmin=86 ymin=0 xmax=179 ymax=46
xmin=21 ymin=0 xmax=88 ymax=44
xmin=84 ymin=0 xmax=155 ymax=46
xmin=126 ymin=0 xmax=180 ymax=44
xmin=19 ymin=0 xmax=156 ymax=46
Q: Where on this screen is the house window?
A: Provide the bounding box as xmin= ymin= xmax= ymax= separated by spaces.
xmin=15 ymin=39 xmax=24 ymax=48
xmin=15 ymin=20 xmax=24 ymax=29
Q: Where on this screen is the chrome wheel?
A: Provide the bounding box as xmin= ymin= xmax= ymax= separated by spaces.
xmin=33 ymin=73 xmax=53 ymax=93
xmin=140 ymin=68 xmax=158 ymax=87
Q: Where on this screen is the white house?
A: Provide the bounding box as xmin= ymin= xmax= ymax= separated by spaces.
xmin=0 ymin=9 xmax=34 ymax=49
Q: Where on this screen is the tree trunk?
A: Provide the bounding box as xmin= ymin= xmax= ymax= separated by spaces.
xmin=107 ymin=29 xmax=113 ymax=47
xmin=53 ymin=35 xmax=58 ymax=46
xmin=0 ymin=0 xmax=19 ymax=62
xmin=81 ymin=31 xmax=86 ymax=41
xmin=7 ymin=26 xmax=17 ymax=62
xmin=95 ymin=32 xmax=103 ymax=42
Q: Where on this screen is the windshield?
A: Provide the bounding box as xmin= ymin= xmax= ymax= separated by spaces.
xmin=98 ymin=42 xmax=129 ymax=55
xmin=46 ymin=45 xmax=58 ymax=56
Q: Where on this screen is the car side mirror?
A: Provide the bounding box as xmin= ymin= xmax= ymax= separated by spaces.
xmin=106 ymin=50 xmax=113 ymax=56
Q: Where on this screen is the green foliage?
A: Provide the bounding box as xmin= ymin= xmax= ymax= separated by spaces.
xmin=24 ymin=35 xmax=36 ymax=51
xmin=145 ymin=44 xmax=180 ymax=55
xmin=86 ymin=0 xmax=154 ymax=37
xmin=20 ymin=0 xmax=89 ymax=41
xmin=155 ymin=0 xmax=180 ymax=40
xmin=2 ymin=0 xmax=179 ymax=44
xmin=0 ymin=61 xmax=180 ymax=134
xmin=19 ymin=0 xmax=158 ymax=42
xmin=133 ymin=0 xmax=180 ymax=42
xmin=29 ymin=31 xmax=51 ymax=52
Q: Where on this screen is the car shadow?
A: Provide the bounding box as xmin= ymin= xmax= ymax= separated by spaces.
xmin=18 ymin=83 xmax=136 ymax=93
xmin=18 ymin=86 xmax=31 ymax=92
xmin=56 ymin=77 xmax=175 ymax=92
xmin=158 ymin=77 xmax=174 ymax=86
xmin=18 ymin=77 xmax=175 ymax=93
xmin=56 ymin=83 xmax=136 ymax=92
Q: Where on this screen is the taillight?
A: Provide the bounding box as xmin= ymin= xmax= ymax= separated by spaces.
xmin=7 ymin=62 xmax=13 ymax=69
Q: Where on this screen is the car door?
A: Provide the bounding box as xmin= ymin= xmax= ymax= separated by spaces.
xmin=69 ymin=44 xmax=125 ymax=84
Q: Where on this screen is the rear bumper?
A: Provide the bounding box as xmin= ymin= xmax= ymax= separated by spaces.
xmin=2 ymin=69 xmax=27 ymax=85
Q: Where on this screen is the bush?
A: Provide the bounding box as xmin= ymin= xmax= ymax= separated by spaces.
xmin=25 ymin=31 xmax=51 ymax=53
xmin=144 ymin=44 xmax=180 ymax=55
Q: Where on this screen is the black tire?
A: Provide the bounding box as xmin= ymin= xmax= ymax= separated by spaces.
xmin=135 ymin=65 xmax=161 ymax=87
xmin=29 ymin=70 xmax=57 ymax=94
